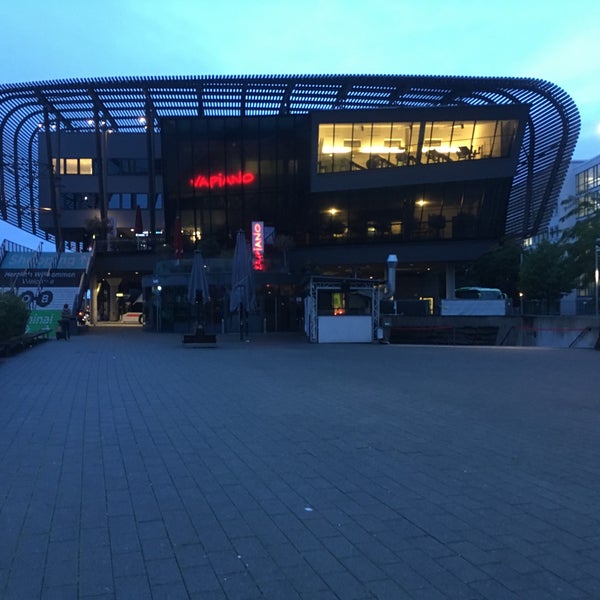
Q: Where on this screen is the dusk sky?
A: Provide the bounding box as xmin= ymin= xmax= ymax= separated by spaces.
xmin=1 ymin=0 xmax=599 ymax=247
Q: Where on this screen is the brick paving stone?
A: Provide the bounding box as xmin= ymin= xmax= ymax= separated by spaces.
xmin=365 ymin=577 xmax=411 ymax=599
xmin=302 ymin=547 xmax=346 ymax=575
xmin=243 ymin=555 xmax=285 ymax=585
xmin=255 ymin=578 xmax=302 ymax=600
xmin=181 ymin=564 xmax=224 ymax=594
xmin=207 ymin=549 xmax=248 ymax=577
xmin=320 ymin=535 xmax=360 ymax=559
xmin=174 ymin=543 xmax=209 ymax=569
xmin=280 ymin=560 xmax=328 ymax=594
xmin=40 ymin=584 xmax=79 ymax=599
xmin=139 ymin=535 xmax=174 ymax=561
xmin=113 ymin=575 xmax=151 ymax=599
xmin=111 ymin=550 xmax=147 ymax=579
xmin=145 ymin=556 xmax=185 ymax=587
xmin=380 ymin=560 xmax=431 ymax=591
xmin=2 ymin=329 xmax=600 ymax=599
xmin=137 ymin=518 xmax=168 ymax=540
xmin=339 ymin=554 xmax=387 ymax=583
xmin=219 ymin=571 xmax=262 ymax=599
xmin=266 ymin=542 xmax=304 ymax=569
xmin=469 ymin=577 xmax=519 ymax=599
xmin=318 ymin=569 xmax=368 ymax=600
xmin=189 ymin=590 xmax=227 ymax=600
xmin=42 ymin=559 xmax=78 ymax=589
xmin=151 ymin=582 xmax=190 ymax=599
xmin=436 ymin=554 xmax=489 ymax=584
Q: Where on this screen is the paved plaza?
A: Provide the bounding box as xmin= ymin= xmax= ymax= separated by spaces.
xmin=1 ymin=326 xmax=600 ymax=599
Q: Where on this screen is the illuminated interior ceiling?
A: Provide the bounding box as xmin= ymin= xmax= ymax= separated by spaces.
xmin=0 ymin=74 xmax=580 ymax=242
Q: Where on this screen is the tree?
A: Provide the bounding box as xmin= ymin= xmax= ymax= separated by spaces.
xmin=465 ymin=241 xmax=522 ymax=299
xmin=0 ymin=292 xmax=30 ymax=340
xmin=560 ymin=194 xmax=600 ymax=289
xmin=518 ymin=240 xmax=577 ymax=305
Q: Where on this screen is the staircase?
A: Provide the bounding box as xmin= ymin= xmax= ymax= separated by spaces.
xmin=0 ymin=239 xmax=93 ymax=334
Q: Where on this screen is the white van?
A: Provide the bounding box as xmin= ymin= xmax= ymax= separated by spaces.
xmin=121 ymin=310 xmax=144 ymax=324
xmin=454 ymin=287 xmax=507 ymax=300
xmin=442 ymin=287 xmax=510 ymax=316
xmin=121 ymin=294 xmax=144 ymax=324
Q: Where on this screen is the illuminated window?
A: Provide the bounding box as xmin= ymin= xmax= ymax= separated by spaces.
xmin=79 ymin=158 xmax=93 ymax=174
xmin=53 ymin=157 xmax=94 ymax=175
xmin=332 ymin=292 xmax=345 ymax=315
xmin=65 ymin=159 xmax=79 ymax=174
xmin=317 ymin=118 xmax=518 ymax=173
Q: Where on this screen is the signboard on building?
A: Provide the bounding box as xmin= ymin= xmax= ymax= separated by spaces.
xmin=252 ymin=221 xmax=264 ymax=271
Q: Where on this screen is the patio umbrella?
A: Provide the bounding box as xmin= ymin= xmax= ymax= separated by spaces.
xmin=134 ymin=205 xmax=143 ymax=234
xmin=187 ymin=250 xmax=210 ymax=332
xmin=173 ymin=216 xmax=184 ymax=260
xmin=229 ymin=229 xmax=256 ymax=340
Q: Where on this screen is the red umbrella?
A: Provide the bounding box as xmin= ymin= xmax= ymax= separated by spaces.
xmin=134 ymin=205 xmax=143 ymax=234
xmin=173 ymin=216 xmax=184 ymax=259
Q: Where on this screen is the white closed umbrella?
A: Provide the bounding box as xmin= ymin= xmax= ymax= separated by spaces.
xmin=187 ymin=250 xmax=210 ymax=331
xmin=229 ymin=230 xmax=256 ymax=340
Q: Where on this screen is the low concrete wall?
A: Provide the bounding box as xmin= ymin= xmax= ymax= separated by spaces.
xmin=383 ymin=315 xmax=600 ymax=348
xmin=521 ymin=316 xmax=599 ymax=349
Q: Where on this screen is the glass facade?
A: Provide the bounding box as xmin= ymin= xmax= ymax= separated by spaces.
xmin=317 ymin=118 xmax=518 ymax=174
xmin=310 ymin=179 xmax=511 ymax=243
xmin=162 ymin=110 xmax=520 ymax=251
xmin=161 ymin=115 xmax=310 ymax=250
xmin=576 ymin=163 xmax=600 ymax=218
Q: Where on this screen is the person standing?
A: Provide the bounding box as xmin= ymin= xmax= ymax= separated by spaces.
xmin=60 ymin=303 xmax=71 ymax=340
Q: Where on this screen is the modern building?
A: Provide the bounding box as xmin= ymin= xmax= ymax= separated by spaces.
xmin=0 ymin=75 xmax=580 ymax=332
xmin=536 ymin=154 xmax=600 ymax=315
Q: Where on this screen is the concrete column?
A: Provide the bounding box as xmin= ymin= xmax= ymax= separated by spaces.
xmin=89 ymin=274 xmax=98 ymax=325
xmin=106 ymin=276 xmax=122 ymax=321
xmin=445 ymin=264 xmax=455 ymax=299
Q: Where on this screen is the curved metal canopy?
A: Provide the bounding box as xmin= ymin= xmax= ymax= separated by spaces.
xmin=0 ymin=74 xmax=580 ymax=242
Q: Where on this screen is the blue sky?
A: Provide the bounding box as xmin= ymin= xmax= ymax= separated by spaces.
xmin=1 ymin=0 xmax=599 ymax=247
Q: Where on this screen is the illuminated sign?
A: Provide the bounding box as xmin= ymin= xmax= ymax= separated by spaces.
xmin=252 ymin=221 xmax=264 ymax=271
xmin=189 ymin=170 xmax=255 ymax=189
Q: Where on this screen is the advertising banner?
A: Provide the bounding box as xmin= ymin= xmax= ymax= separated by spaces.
xmin=0 ymin=269 xmax=83 ymax=287
xmin=26 ymin=310 xmax=62 ymax=334
xmin=14 ymin=287 xmax=79 ymax=310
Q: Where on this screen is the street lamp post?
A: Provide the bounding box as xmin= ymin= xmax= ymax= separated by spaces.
xmin=595 ymin=239 xmax=600 ymax=318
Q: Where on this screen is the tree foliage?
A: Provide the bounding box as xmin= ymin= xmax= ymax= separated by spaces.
xmin=560 ymin=195 xmax=600 ymax=288
xmin=0 ymin=292 xmax=30 ymax=340
xmin=518 ymin=240 xmax=577 ymax=304
xmin=463 ymin=241 xmax=521 ymax=299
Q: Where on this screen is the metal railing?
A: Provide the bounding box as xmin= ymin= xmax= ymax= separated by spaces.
xmin=94 ymin=236 xmax=163 ymax=253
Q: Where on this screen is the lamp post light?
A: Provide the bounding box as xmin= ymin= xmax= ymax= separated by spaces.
xmin=595 ymin=239 xmax=600 ymax=318
xmin=519 ymin=291 xmax=524 ymax=317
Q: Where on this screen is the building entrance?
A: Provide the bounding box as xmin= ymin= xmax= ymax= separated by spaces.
xmin=261 ymin=285 xmax=303 ymax=333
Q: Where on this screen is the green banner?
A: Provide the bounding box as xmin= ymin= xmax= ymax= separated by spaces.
xmin=26 ymin=310 xmax=61 ymax=334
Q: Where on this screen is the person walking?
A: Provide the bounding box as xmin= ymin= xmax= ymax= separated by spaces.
xmin=60 ymin=303 xmax=71 ymax=340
